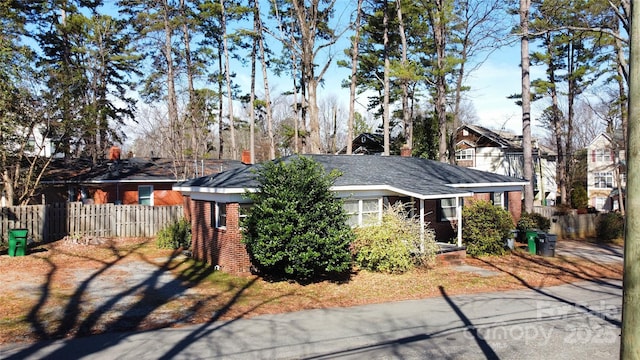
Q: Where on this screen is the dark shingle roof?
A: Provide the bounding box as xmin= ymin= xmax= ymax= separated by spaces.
xmin=43 ymin=158 xmax=244 ymax=183
xmin=175 ymin=155 xmax=526 ymax=198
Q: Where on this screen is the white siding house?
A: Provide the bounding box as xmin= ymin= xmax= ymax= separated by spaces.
xmin=587 ymin=132 xmax=625 ymax=211
xmin=455 ymin=124 xmax=557 ymax=206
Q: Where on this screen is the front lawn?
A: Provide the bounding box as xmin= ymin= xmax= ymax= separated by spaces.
xmin=0 ymin=237 xmax=622 ymax=345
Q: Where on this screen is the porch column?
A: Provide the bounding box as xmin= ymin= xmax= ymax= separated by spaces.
xmin=419 ymin=198 xmax=425 ymax=242
xmin=456 ymin=196 xmax=463 ymax=247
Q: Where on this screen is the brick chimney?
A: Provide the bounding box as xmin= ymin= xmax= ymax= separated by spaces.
xmin=400 ymin=144 xmax=412 ymax=157
xmin=241 ymin=149 xmax=252 ymax=164
xmin=109 ymin=146 xmax=121 ymax=161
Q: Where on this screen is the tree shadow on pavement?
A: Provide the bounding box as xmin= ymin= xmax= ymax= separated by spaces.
xmin=4 ymin=239 xmax=269 ymax=360
xmin=473 ymin=251 xmax=621 ymax=328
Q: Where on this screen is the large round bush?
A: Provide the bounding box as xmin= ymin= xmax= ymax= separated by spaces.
xmin=242 ymin=156 xmax=354 ymax=281
xmin=462 ymin=200 xmax=514 ymax=256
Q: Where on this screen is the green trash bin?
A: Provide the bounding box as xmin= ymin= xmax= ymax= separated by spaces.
xmin=8 ymin=229 xmax=28 ymax=257
xmin=525 ymin=229 xmax=538 ymax=255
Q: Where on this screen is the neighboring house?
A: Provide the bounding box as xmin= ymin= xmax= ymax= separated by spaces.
xmin=173 ymin=154 xmax=527 ymax=274
xmin=39 ymin=155 xmax=243 ymax=206
xmin=587 ymin=132 xmax=626 ymax=211
xmin=455 ymin=124 xmax=557 ymax=206
xmin=337 ymin=133 xmax=385 ymax=155
xmin=25 ymin=127 xmax=58 ymax=158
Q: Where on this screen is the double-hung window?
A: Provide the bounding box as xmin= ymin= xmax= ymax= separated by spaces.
xmin=215 ymin=202 xmax=227 ymax=228
xmin=439 ymin=198 xmax=457 ymax=221
xmin=138 ymin=185 xmax=153 ymax=206
xmin=594 ymin=172 xmax=613 ymax=189
xmin=343 ymin=198 xmax=381 ymax=227
xmin=594 ymin=149 xmax=612 ymax=162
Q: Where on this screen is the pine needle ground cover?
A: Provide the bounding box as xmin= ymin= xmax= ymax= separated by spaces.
xmin=0 ymin=237 xmax=622 ymax=345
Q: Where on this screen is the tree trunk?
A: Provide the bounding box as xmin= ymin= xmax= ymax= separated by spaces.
xmin=347 ymin=0 xmax=363 ymax=155
xmin=249 ymin=6 xmax=257 ymax=164
xmin=163 ymin=0 xmax=181 ymax=177
xmin=382 ymin=0 xmax=390 ymax=156
xmin=520 ymin=0 xmax=534 ymax=213
xmin=434 ymin=0 xmax=448 ymax=163
xmin=396 ymin=0 xmax=411 ymax=152
xmin=221 ymin=0 xmax=237 ymax=160
xmin=255 ymin=1 xmax=276 ymax=160
xmin=181 ymin=0 xmax=197 ymax=173
xmin=217 ymin=48 xmax=224 ymax=159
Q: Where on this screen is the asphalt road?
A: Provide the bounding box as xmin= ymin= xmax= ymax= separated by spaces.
xmin=1 ymin=278 xmax=622 ymax=360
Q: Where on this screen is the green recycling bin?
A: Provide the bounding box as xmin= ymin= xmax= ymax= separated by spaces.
xmin=525 ymin=229 xmax=538 ymax=255
xmin=8 ymin=229 xmax=28 ymax=257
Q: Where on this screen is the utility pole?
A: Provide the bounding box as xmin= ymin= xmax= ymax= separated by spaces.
xmin=621 ymin=0 xmax=640 ymax=357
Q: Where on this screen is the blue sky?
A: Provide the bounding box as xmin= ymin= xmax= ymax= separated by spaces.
xmin=100 ymin=1 xmax=544 ymax=138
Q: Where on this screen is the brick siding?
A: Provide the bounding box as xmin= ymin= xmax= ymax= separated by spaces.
xmin=190 ymin=200 xmax=252 ymax=275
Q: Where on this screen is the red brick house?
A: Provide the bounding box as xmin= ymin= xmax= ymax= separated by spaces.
xmin=39 ymin=157 xmax=242 ymax=206
xmin=174 ymin=154 xmax=527 ymax=275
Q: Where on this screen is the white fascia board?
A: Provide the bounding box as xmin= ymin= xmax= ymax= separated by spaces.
xmin=178 ymin=184 xmax=472 ymax=201
xmin=330 ymin=185 xmax=472 ymax=200
xmin=172 ymin=186 xmax=256 ymax=194
xmin=449 ymin=182 xmax=527 ymax=189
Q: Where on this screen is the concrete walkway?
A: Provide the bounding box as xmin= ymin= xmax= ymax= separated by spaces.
xmin=1 ymin=279 xmax=622 ymax=360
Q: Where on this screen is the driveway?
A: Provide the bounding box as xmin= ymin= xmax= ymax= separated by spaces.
xmin=555 ymin=239 xmax=623 ymax=264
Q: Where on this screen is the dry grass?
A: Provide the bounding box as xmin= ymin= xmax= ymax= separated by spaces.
xmin=0 ymin=237 xmax=623 ymax=346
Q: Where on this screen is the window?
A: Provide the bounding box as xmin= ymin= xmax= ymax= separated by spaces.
xmin=138 ymin=185 xmax=153 ymax=205
xmin=343 ymin=198 xmax=381 ymax=227
xmin=594 ymin=149 xmax=612 ymax=162
xmin=456 ymin=148 xmax=474 ymax=161
xmin=344 ymin=200 xmax=359 ymax=227
xmin=595 ymin=197 xmax=607 ymax=211
xmin=439 ymin=198 xmax=457 ymax=221
xmin=594 ymin=172 xmax=613 ymax=189
xmin=216 ymin=202 xmax=227 ymax=228
xmin=239 ymin=204 xmax=251 ymax=228
xmin=492 ymin=192 xmax=503 ymax=208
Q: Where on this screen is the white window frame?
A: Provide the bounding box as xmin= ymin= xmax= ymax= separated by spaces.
xmin=138 ymin=185 xmax=153 ymax=206
xmin=595 ymin=149 xmax=612 ymax=162
xmin=216 ymin=202 xmax=227 ymax=229
xmin=238 ymin=203 xmax=251 ymax=228
xmin=492 ymin=192 xmax=504 ymax=208
xmin=595 ymin=197 xmax=607 ymax=211
xmin=456 ymin=148 xmax=474 ymax=161
xmin=343 ymin=198 xmax=382 ymax=227
xmin=439 ymin=198 xmax=457 ymax=221
xmin=594 ymin=172 xmax=613 ymax=189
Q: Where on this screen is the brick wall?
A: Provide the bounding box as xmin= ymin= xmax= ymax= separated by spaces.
xmin=470 ymin=191 xmax=523 ymax=224
xmin=508 ymin=191 xmax=523 ymax=222
xmin=190 ymin=200 xmax=252 ymax=275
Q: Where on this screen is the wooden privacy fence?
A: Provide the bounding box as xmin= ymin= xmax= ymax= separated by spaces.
xmin=533 ymin=206 xmax=599 ymax=239
xmin=1 ymin=203 xmax=184 ymax=244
